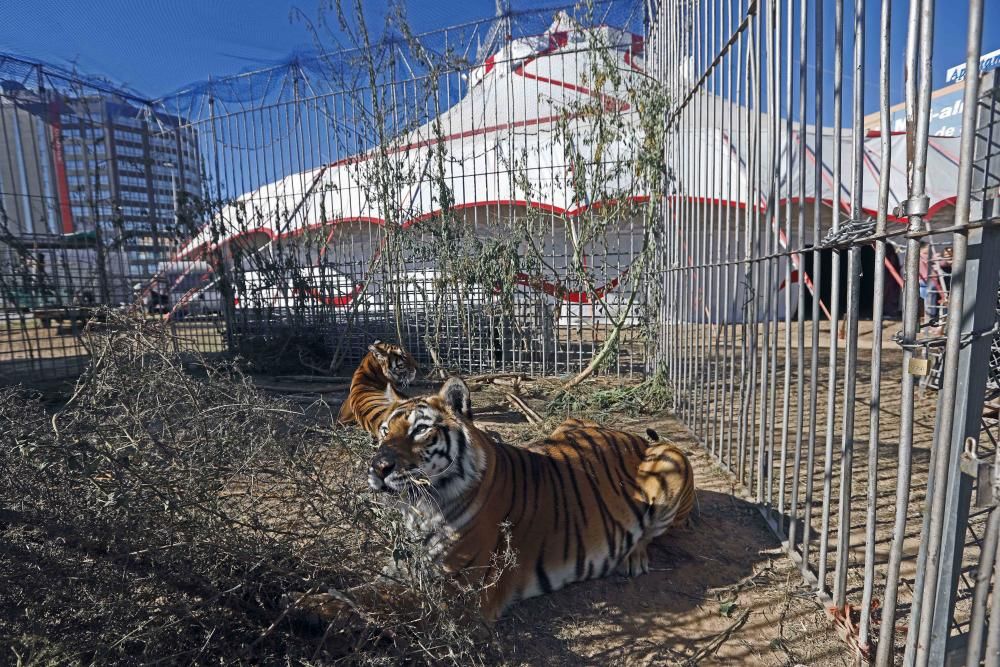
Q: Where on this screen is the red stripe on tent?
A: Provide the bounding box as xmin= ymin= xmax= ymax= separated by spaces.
xmin=515 ymin=68 xmax=631 ymax=111
xmin=514 ymin=268 xmax=628 ymax=303
xmin=324 ymin=112 xmax=567 ymax=171
xmin=778 ymin=270 xmax=799 ymax=291
xmin=625 ymin=34 xmax=645 ymax=72
xmin=304 ymin=283 xmax=364 ymax=307
xmin=180 ymin=196 xmax=652 ymax=259
xmin=884 ymin=257 xmax=904 ymax=288
xmin=864 ymin=129 xmax=907 ymax=138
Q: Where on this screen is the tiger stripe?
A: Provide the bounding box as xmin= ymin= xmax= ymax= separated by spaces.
xmin=369 ymin=378 xmax=696 ymax=622
xmin=337 ymin=340 xmax=416 ymax=437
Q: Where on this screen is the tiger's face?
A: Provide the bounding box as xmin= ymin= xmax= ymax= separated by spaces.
xmin=368 ymin=340 xmax=417 ymax=388
xmin=369 ymin=378 xmax=477 ymax=498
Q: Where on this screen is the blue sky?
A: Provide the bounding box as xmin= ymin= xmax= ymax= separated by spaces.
xmin=0 ymin=0 xmax=996 ymax=113
xmin=0 ymin=0 xmax=513 ymax=96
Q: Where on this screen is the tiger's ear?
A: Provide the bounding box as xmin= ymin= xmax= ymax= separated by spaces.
xmin=438 ymin=377 xmax=472 ymax=420
xmin=368 ymin=340 xmax=386 ymax=360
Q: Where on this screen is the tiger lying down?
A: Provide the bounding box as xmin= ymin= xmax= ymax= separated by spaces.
xmin=366 ymin=376 xmax=694 ymax=621
xmin=336 ymin=339 xmax=417 ymax=437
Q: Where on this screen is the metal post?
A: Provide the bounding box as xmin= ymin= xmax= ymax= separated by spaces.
xmin=207 ymin=82 xmax=235 ymax=352
xmin=984 ymin=543 xmax=1000 ymax=666
xmin=874 ymin=0 xmax=934 ymax=660
xmin=911 ymin=0 xmax=987 ymax=662
xmin=860 ymin=0 xmax=892 ymax=649
xmin=966 ymin=490 xmax=1000 ymax=667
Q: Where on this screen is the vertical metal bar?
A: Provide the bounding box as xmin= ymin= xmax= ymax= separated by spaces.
xmin=818 ymin=0 xmax=844 ymax=593
xmin=755 ymin=0 xmax=773 ymax=504
xmin=686 ymin=0 xmax=700 ymax=428
xmin=787 ymin=0 xmax=808 ymax=559
xmin=859 ymin=0 xmax=892 ymax=649
xmin=684 ymin=0 xmax=696 ymax=428
xmin=802 ymin=0 xmax=824 ymax=580
xmin=736 ymin=0 xmax=753 ymax=487
xmin=709 ymin=0 xmax=723 ymax=460
xmin=720 ymin=0 xmax=742 ymax=472
xmin=912 ymin=0 xmax=985 ymax=662
xmin=966 ymin=499 xmax=1000 ymax=667
xmin=832 ymin=0 xmax=864 ymax=609
xmin=874 ymin=0 xmax=931 ymax=660
xmin=684 ymin=0 xmax=695 ymax=427
xmin=764 ymin=0 xmax=782 ymax=511
xmin=207 ymin=86 xmax=234 ymax=353
xmin=746 ymin=0 xmax=762 ymax=494
xmin=984 ymin=540 xmax=1000 ymax=667
xmin=700 ymin=0 xmax=712 ymax=431
xmin=669 ymin=0 xmax=681 ymax=413
xmin=777 ymin=0 xmax=794 ymax=537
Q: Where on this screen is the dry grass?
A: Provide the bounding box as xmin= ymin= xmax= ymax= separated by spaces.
xmin=0 ymin=311 xmax=503 ymax=666
xmin=0 ymin=311 xmax=855 ymax=666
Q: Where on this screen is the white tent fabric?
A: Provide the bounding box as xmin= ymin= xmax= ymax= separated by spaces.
xmin=181 ymin=14 xmax=648 ymax=258
xmin=665 ymin=92 xmax=961 ymax=322
xmin=178 ymin=16 xmax=961 ymax=323
xmin=671 ymin=92 xmax=961 ymax=243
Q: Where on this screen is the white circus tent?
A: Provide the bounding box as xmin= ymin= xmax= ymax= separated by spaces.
xmin=665 ymin=92 xmax=961 ymax=323
xmin=175 ymin=14 xmax=961 ymax=323
xmin=178 ymin=13 xmax=652 ymax=322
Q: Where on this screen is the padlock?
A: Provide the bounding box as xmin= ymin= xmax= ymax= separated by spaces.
xmin=908 ymin=355 xmax=930 ymax=376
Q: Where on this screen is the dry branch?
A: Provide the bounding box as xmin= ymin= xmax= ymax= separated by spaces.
xmin=503 ymin=391 xmax=543 ymax=424
xmin=683 ymin=609 xmax=751 ymax=665
xmin=0 ymin=310 xmax=502 ymax=665
xmin=465 ymin=372 xmax=529 ymax=388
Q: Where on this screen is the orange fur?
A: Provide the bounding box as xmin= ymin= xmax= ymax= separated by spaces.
xmin=337 ymin=340 xmax=416 ymax=437
xmin=369 ymin=379 xmax=695 ymax=621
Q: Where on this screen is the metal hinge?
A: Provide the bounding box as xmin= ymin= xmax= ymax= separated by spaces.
xmin=895 ymin=194 xmax=930 ymax=219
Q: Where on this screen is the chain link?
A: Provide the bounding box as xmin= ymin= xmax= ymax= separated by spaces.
xmin=818 ymin=216 xmax=877 ymax=250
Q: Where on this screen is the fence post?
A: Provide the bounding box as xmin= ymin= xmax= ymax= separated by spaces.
xmin=927 ymin=217 xmax=1000 ymax=666
xmin=206 ymin=82 xmax=234 ymax=354
xmin=954 ymin=68 xmax=1000 ymax=667
xmin=908 ymin=5 xmax=994 ymax=660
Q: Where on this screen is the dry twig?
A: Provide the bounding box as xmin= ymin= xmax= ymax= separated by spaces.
xmin=503 ymin=391 xmax=543 ymax=424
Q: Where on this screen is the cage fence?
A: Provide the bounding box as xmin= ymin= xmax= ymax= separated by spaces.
xmin=3 ymin=0 xmax=1000 ymax=662
xmin=176 ymin=0 xmax=661 ymax=378
xmin=648 ymin=0 xmax=1000 ymax=664
xmin=1 ymin=1 xmax=662 ymax=382
xmin=0 ymin=52 xmax=225 ymax=382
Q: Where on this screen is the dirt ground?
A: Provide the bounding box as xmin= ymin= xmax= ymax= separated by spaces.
xmin=265 ymin=375 xmax=854 ymax=666
xmin=655 ymin=319 xmax=993 ymax=661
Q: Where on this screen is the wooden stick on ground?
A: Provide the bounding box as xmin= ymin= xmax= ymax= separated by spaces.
xmin=503 ymin=391 xmax=543 ymax=424
xmin=465 ymin=372 xmax=528 ymax=388
xmin=683 ymin=608 xmax=751 ymax=665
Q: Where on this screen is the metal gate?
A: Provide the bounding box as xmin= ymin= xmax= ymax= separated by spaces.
xmin=1 ymin=3 xmax=658 ymax=383
xmin=3 ymin=3 xmax=1000 ymax=659
xmin=647 ymin=0 xmax=1000 ymax=663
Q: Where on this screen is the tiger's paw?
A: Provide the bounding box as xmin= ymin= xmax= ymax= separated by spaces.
xmin=616 ymin=547 xmax=650 ymax=578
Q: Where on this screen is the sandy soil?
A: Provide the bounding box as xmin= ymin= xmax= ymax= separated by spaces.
xmin=0 ymin=318 xmax=226 ymax=383
xmin=267 ymin=318 xmax=991 ymax=666
xmin=656 ymin=318 xmax=993 ymax=662
xmin=271 ymin=376 xmax=854 ymax=665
